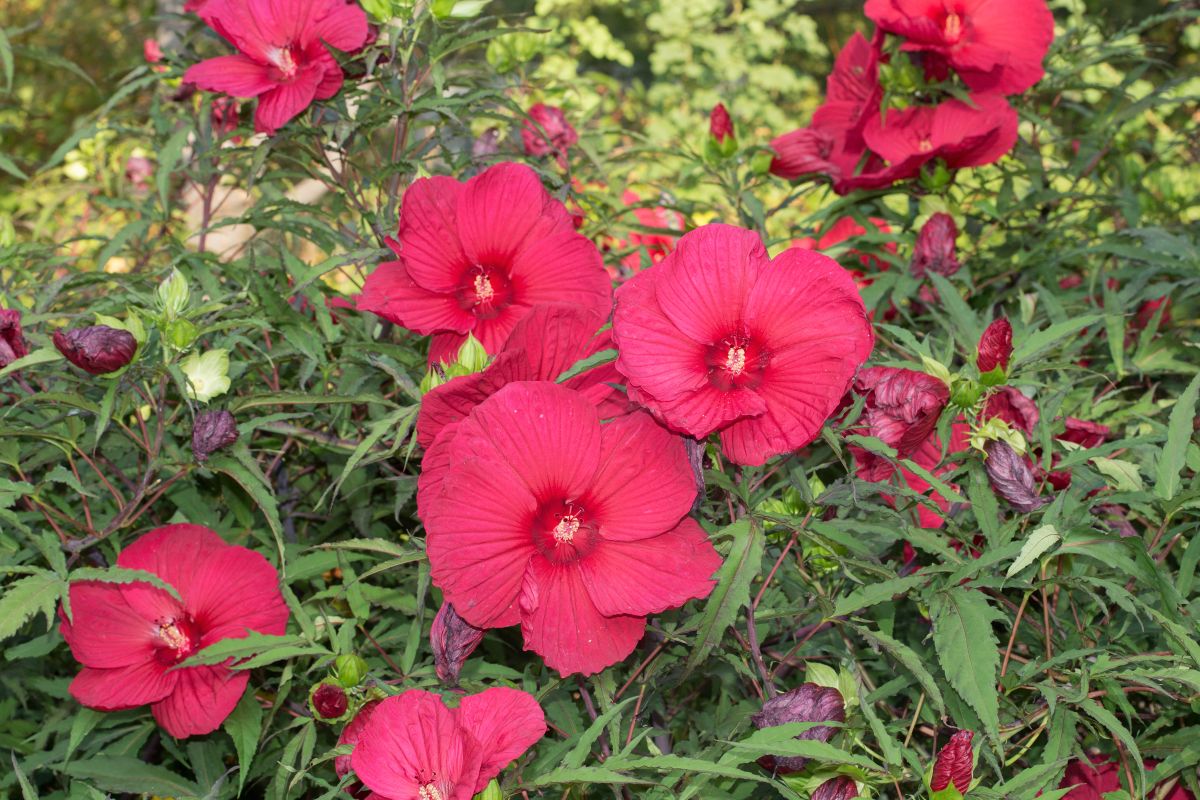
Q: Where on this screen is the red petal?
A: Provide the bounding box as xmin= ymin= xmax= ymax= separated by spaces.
xmin=183 ymin=55 xmax=275 ymax=97
xmin=583 ymin=411 xmax=696 ymax=541
xmin=579 ymin=518 xmax=719 ymax=616
xmin=510 ymin=232 xmax=611 ymax=320
xmin=252 ymin=64 xmax=323 ymax=135
xmin=519 ymin=558 xmax=646 ymax=676
xmin=69 ymin=660 xmax=177 ymax=711
xmin=358 ymin=259 xmax=475 ymax=334
xmin=456 ymin=687 xmax=546 ymax=792
xmin=151 ymin=666 xmax=249 ymax=739
xmin=312 ymin=0 xmax=369 ymax=52
xmin=654 ymin=224 xmax=764 ymax=343
xmin=395 ymin=176 xmax=470 ymax=293
xmin=456 ymin=163 xmax=574 ymax=268
xmin=62 ymin=581 xmax=163 ymax=668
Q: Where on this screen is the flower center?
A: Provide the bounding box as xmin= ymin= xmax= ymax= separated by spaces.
xmin=705 ymin=330 xmax=768 ymax=391
xmin=532 ymin=501 xmax=598 ymax=564
xmin=419 ymin=785 xmax=444 ymax=800
xmin=918 ymin=139 xmax=934 ymax=153
xmin=152 ymin=615 xmax=199 ymax=665
xmin=456 ymin=266 xmax=513 ymax=319
xmin=266 ymin=46 xmax=299 ymax=80
xmin=942 ymin=12 xmax=963 ymax=42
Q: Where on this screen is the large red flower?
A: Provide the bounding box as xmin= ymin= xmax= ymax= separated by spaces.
xmin=350 ymin=688 xmax=545 ymax=800
xmin=864 ymin=0 xmax=1054 ymax=95
xmin=59 ymin=524 xmax=288 ymax=738
xmin=416 ymin=303 xmax=627 ymax=451
xmin=420 ymin=382 xmax=720 ymax=676
xmin=612 ymin=224 xmax=873 ymax=466
xmin=183 ymin=0 xmax=368 ymax=135
xmin=358 ymin=162 xmax=612 ymax=365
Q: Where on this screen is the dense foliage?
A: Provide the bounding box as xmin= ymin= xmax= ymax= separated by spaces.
xmin=1 ymin=1 xmax=1198 ymax=799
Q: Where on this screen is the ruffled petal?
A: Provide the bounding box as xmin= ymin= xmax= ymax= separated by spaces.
xmin=151 ymin=666 xmax=249 ymax=739
xmin=456 ymin=687 xmax=546 ymax=792
xmin=583 ymin=411 xmax=696 ymax=542
xmin=518 ymin=558 xmax=646 ymax=677
xmin=252 ymin=63 xmax=323 ymax=135
xmin=579 ymin=518 xmax=719 ymax=617
xmin=416 ymin=422 xmax=460 ymax=520
xmin=61 ymin=581 xmax=163 ymax=668
xmin=311 ymin=0 xmax=369 ymax=51
xmin=509 ymin=232 xmax=611 ymax=321
xmin=395 ymin=176 xmax=470 ymax=293
xmin=69 ymin=659 xmax=178 ymax=711
xmin=358 ymin=259 xmax=475 ymax=334
xmin=183 ymin=55 xmax=276 ymax=98
xmin=178 ymin=545 xmax=288 ymax=641
xmin=456 ymin=163 xmax=575 ymax=268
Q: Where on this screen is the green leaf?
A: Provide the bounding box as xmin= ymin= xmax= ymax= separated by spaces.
xmin=852 ymin=625 xmax=945 ymax=713
xmin=94 ymin=218 xmax=152 ymax=273
xmin=70 ymin=566 xmax=182 ymax=603
xmin=685 ymin=519 xmax=762 ymax=673
xmin=156 ymin=127 xmax=192 ymax=211
xmin=11 ymin=754 xmax=37 ymax=800
xmin=832 ymin=573 xmax=928 ymax=619
xmin=1157 ymin=373 xmax=1200 ymax=501
xmin=1007 ymin=524 xmax=1060 ymax=577
xmin=527 ymin=766 xmax=651 ymax=787
xmin=183 ymin=632 xmax=330 ymax=668
xmin=721 ymin=723 xmax=882 ymax=771
xmin=63 ymin=757 xmax=200 ymax=796
xmin=1011 ymin=315 xmax=1102 ymax=366
xmin=0 ymin=347 xmax=64 ymax=381
xmin=562 ymin=697 xmax=635 ymax=769
xmin=556 ymin=348 xmax=617 ymax=383
xmin=1092 ymin=457 xmax=1144 ymax=491
xmin=0 ymin=151 xmax=26 ymax=180
xmin=224 ymin=687 xmax=264 ymax=795
xmin=0 ymin=26 xmax=13 ymax=93
xmin=930 ymin=588 xmax=1002 ymax=738
xmin=207 ymin=452 xmax=286 ymax=568
xmin=0 ymin=572 xmax=65 ymax=643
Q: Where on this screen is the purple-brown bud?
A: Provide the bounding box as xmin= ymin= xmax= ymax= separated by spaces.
xmin=192 ymin=409 xmax=239 ymax=463
xmin=976 ymin=318 xmax=1013 ymax=375
xmin=930 ymin=730 xmax=974 ymax=795
xmin=521 ymin=103 xmax=577 ymax=166
xmin=472 ymin=127 xmax=500 ymax=159
xmin=911 ymin=213 xmax=961 ymax=278
xmin=750 ymin=683 xmax=845 ymax=774
xmin=52 ymin=326 xmax=137 ymax=375
xmin=709 ymin=103 xmax=734 ymax=144
xmin=0 ymin=309 xmax=29 ymax=369
xmin=985 ymin=440 xmax=1047 ymax=513
xmin=430 ymin=601 xmax=485 ymax=686
xmin=310 ymin=681 xmax=349 ymax=720
xmin=813 ymin=776 xmax=859 ymax=800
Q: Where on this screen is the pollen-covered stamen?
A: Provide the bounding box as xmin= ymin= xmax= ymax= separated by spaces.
xmin=158 ymin=620 xmax=188 ymax=650
xmin=473 ymin=272 xmax=495 ymax=304
xmin=943 ymin=12 xmax=963 ymax=42
xmin=152 ymin=615 xmax=198 ymax=665
xmin=918 ymin=139 xmax=934 ymax=153
xmin=725 ymin=346 xmax=747 ymax=376
xmin=553 ymin=515 xmax=580 ymax=543
xmin=418 ymin=784 xmax=445 ymax=800
xmin=266 ymin=46 xmax=299 ymax=79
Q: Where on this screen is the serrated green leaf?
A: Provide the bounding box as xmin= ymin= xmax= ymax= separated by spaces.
xmin=853 ymin=624 xmax=945 ymax=713
xmin=1011 ymin=315 xmax=1102 ymax=366
xmin=63 ymin=756 xmax=199 ymax=797
xmin=1008 ymin=524 xmax=1060 ymax=577
xmin=930 ymin=588 xmax=1002 ymax=738
xmin=685 ymin=519 xmax=762 ymax=673
xmin=224 ymin=687 xmax=264 ymax=795
xmin=832 ymin=573 xmax=928 ymax=619
xmin=70 ymin=566 xmax=182 ymax=603
xmin=0 ymin=572 xmax=65 ymax=643
xmin=556 ymin=348 xmax=617 ymax=383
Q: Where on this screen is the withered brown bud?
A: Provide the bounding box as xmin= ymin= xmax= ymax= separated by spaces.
xmin=430 ymin=601 xmax=485 ymax=686
xmin=192 ymin=409 xmax=239 ymax=462
xmin=750 ymin=683 xmax=845 ymax=774
xmin=985 ymin=440 xmax=1047 ymax=512
xmin=52 ymin=326 xmax=137 ymax=375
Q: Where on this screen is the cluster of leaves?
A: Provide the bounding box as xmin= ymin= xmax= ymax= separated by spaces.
xmin=1 ymin=1 xmax=1198 ymax=799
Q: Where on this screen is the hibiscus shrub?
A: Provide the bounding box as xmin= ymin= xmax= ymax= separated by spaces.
xmin=1 ymin=1 xmax=1199 ymax=799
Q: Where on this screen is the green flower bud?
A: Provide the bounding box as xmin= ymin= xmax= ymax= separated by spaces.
xmin=334 ymin=653 xmax=369 ymax=688
xmin=919 ymin=159 xmax=955 ymax=192
xmin=950 ymin=377 xmax=983 ymax=409
xmin=474 ymin=780 xmax=503 ymax=800
xmin=455 ymin=333 xmax=489 ymax=374
xmin=164 ymin=318 xmax=199 ymax=351
xmin=749 ymin=149 xmax=775 ymax=175
xmin=156 ymin=269 xmax=191 ymax=320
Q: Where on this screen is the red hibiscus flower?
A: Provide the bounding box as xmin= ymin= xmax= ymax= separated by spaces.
xmin=864 ymin=0 xmax=1054 ymax=95
xmin=615 ymin=190 xmax=686 ymax=278
xmin=983 ymin=386 xmax=1038 ymax=435
xmin=795 ymin=216 xmax=895 ymax=275
xmin=336 ymin=699 xmax=380 ymax=798
xmin=59 ymin=524 xmax=288 ymax=738
xmin=521 ymin=103 xmax=578 ymax=167
xmin=1059 ymin=755 xmax=1196 ymax=800
xmin=415 ymin=303 xmax=627 ymax=451
xmin=612 ymin=224 xmax=874 ymax=466
xmin=350 ymin=688 xmax=545 ymax=800
xmin=861 ymin=93 xmax=1019 ymax=182
xmin=0 ymin=308 xmax=29 ymax=368
xmin=357 ymin=162 xmax=611 ymax=365
xmin=183 ymin=0 xmax=369 ymax=136
xmin=420 ymin=382 xmax=721 ymax=676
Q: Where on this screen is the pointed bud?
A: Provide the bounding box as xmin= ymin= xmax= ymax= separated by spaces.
xmin=472 ymin=128 xmax=500 ymax=159
xmin=455 ymin=333 xmax=489 ymax=374
xmin=710 ymin=103 xmax=734 ymax=143
xmin=156 ymin=268 xmax=191 ymax=320
xmin=53 ymin=326 xmax=138 ymax=375
xmin=985 ymin=440 xmax=1047 ymax=513
xmin=813 ymin=777 xmax=859 ymax=800
xmin=950 ymin=377 xmax=983 ymax=409
xmin=430 ymin=602 xmax=485 ymax=686
xmin=911 ymin=213 xmax=960 ymax=278
xmin=192 ymin=410 xmax=238 ymax=463
xmin=930 ymin=730 xmax=975 ymax=799
xmin=750 ymin=683 xmax=845 ymax=774
xmin=977 ymin=318 xmax=1013 ymax=377
xmin=334 ymin=653 xmax=369 ymax=688
xmin=0 ymin=308 xmax=30 ymax=369
xmin=521 ymin=103 xmax=578 ymax=167
xmin=309 ymin=680 xmax=349 ymax=721
xmin=143 ymin=38 xmax=163 ymax=64
xmin=768 ymin=127 xmax=837 ymax=180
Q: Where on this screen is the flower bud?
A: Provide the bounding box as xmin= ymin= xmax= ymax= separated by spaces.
xmin=0 ymin=308 xmax=30 ymax=369
xmin=472 ymin=128 xmax=500 ymax=159
xmin=950 ymin=377 xmax=983 ymax=409
xmin=768 ymin=127 xmax=837 ymax=180
xmin=985 ymin=440 xmax=1047 ymax=513
xmin=211 ymin=97 xmax=240 ymax=138
xmin=455 ymin=333 xmax=489 ymax=374
xmin=910 ymin=213 xmax=960 ymax=278
xmin=53 ymin=326 xmax=138 ymax=375
xmin=976 ymin=317 xmax=1013 ymax=380
xmin=125 ymin=155 xmax=154 ymax=191
xmin=143 ymin=38 xmax=163 ymax=64
xmin=334 ymin=653 xmax=369 ymax=688
xmin=192 ymin=409 xmax=239 ymax=463
xmin=164 ymin=318 xmax=199 ymax=350
xmin=813 ymin=776 xmax=859 ymax=800
xmin=181 ymin=349 xmax=232 ymax=402
xmin=309 ymin=680 xmax=349 ymax=721
xmin=750 ymin=683 xmax=845 ymax=774
xmin=157 ymin=268 xmax=191 ymax=320
xmin=521 ymin=104 xmax=577 ymax=167
xmin=930 ymin=730 xmax=975 ymax=799
xmin=430 ymin=601 xmax=485 ymax=686
xmin=709 ymin=103 xmax=734 ymax=144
